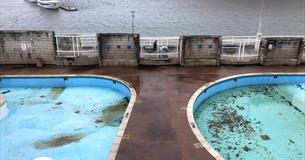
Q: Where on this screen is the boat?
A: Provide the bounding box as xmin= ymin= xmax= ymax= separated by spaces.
xmin=28 ymin=0 xmax=38 ymax=2
xmin=37 ymin=0 xmax=60 ymax=10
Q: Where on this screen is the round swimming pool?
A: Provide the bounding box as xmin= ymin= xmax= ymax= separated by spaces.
xmin=188 ymin=73 xmax=305 ymax=160
xmin=0 ymin=75 xmax=136 ymax=160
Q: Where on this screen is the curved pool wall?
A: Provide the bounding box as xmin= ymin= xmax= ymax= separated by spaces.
xmin=0 ymin=75 xmax=136 ymax=160
xmin=0 ymin=95 xmax=8 ymax=120
xmin=187 ymin=73 xmax=305 ymax=160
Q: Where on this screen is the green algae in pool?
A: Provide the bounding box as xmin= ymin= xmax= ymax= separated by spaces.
xmin=95 ymin=97 xmax=129 ymax=127
xmin=194 ymin=84 xmax=305 ymax=160
xmin=34 ymin=134 xmax=86 ymax=149
xmin=0 ymin=87 xmax=129 ymax=160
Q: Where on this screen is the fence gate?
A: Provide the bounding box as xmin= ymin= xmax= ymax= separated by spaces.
xmin=139 ymin=37 xmax=180 ymax=65
xmin=55 ymin=33 xmax=98 ymax=58
xmin=220 ymin=36 xmax=260 ymax=64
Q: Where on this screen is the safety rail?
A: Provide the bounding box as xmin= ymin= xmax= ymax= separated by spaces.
xmin=55 ymin=33 xmax=98 ymax=58
xmin=221 ymin=36 xmax=260 ymax=63
xmin=222 ymin=36 xmax=259 ymax=44
xmin=140 ymin=37 xmax=180 ymax=61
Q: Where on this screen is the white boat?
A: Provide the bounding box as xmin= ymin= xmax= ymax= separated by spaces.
xmin=37 ymin=0 xmax=60 ymax=9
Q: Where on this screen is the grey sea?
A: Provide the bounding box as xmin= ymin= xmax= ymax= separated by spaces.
xmin=0 ymin=0 xmax=304 ymax=36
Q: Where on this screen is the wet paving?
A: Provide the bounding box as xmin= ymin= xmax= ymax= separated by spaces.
xmin=0 ymin=65 xmax=304 ymax=160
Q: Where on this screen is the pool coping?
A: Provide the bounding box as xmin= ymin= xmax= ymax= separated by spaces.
xmin=186 ymin=72 xmax=305 ymax=160
xmin=0 ymin=95 xmax=5 ymax=107
xmin=0 ymin=74 xmax=137 ymax=160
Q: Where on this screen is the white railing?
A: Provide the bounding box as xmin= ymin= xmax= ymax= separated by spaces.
xmin=140 ymin=37 xmax=180 ymax=61
xmin=222 ymin=36 xmax=259 ymax=44
xmin=221 ymin=36 xmax=260 ymax=62
xmin=262 ymin=35 xmax=305 ymax=38
xmin=55 ymin=33 xmax=98 ymax=58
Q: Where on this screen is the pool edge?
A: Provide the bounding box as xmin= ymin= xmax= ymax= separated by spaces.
xmin=0 ymin=74 xmax=137 ymax=160
xmin=186 ymin=72 xmax=305 ymax=160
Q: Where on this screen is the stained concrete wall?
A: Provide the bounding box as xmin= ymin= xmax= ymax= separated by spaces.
xmin=0 ymin=30 xmax=57 ymax=65
xmin=55 ymin=56 xmax=100 ymax=66
xmin=181 ymin=35 xmax=221 ymax=66
xmin=260 ymin=37 xmax=303 ymax=65
xmin=0 ymin=30 xmax=304 ymax=66
xmin=98 ymin=33 xmax=139 ymax=66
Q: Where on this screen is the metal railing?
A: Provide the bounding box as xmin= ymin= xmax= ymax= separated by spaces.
xmin=221 ymin=36 xmax=260 ymax=62
xmin=140 ymin=37 xmax=180 ymax=61
xmin=55 ymin=33 xmax=98 ymax=58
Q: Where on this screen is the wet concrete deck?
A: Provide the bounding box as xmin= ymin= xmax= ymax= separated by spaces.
xmin=0 ymin=65 xmax=304 ymax=160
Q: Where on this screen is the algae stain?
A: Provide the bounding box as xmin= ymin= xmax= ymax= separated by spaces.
xmin=33 ymin=134 xmax=85 ymax=149
xmin=95 ymin=97 xmax=129 ymax=127
xmin=49 ymin=87 xmax=65 ymax=99
xmin=1 ymin=90 xmax=10 ymax=94
xmin=260 ymin=134 xmax=271 ymax=140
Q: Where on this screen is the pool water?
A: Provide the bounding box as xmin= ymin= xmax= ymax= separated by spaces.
xmin=194 ymin=83 xmax=305 ymax=160
xmin=0 ymin=87 xmax=129 ymax=160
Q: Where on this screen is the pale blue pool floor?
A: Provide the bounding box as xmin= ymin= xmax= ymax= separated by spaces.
xmin=195 ymin=84 xmax=305 ymax=160
xmin=0 ymin=87 xmax=128 ymax=160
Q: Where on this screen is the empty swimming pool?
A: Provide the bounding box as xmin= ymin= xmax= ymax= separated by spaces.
xmin=0 ymin=76 xmax=136 ymax=160
xmin=188 ymin=74 xmax=305 ymax=160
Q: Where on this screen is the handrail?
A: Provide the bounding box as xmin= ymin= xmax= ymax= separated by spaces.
xmin=140 ymin=36 xmax=179 ymax=40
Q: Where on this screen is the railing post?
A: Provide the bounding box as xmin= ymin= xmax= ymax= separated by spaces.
xmin=76 ymin=35 xmax=79 ymax=57
xmin=56 ymin=36 xmax=59 ymax=56
xmin=72 ymin=36 xmax=75 ymax=57
xmin=238 ymin=41 xmax=241 ymax=61
xmin=242 ymin=41 xmax=246 ymax=61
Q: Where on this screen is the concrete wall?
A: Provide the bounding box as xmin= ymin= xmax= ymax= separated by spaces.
xmin=0 ymin=30 xmax=57 ymax=65
xmin=181 ymin=35 xmax=221 ymax=66
xmin=260 ymin=37 xmax=303 ymax=65
xmin=0 ymin=30 xmax=304 ymax=66
xmin=98 ymin=33 xmax=139 ymax=66
xmin=55 ymin=56 xmax=100 ymax=66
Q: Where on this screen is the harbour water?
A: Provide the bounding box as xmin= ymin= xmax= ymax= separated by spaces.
xmin=0 ymin=87 xmax=128 ymax=160
xmin=0 ymin=0 xmax=304 ymax=36
xmin=194 ymin=83 xmax=305 ymax=160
